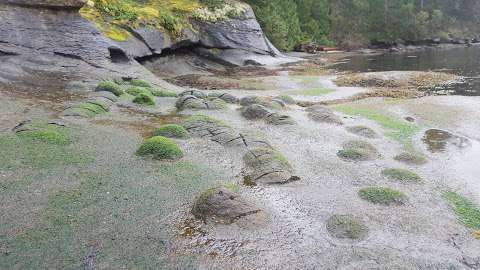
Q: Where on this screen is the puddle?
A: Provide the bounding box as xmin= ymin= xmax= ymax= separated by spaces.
xmin=422 ymin=129 xmax=471 ymax=153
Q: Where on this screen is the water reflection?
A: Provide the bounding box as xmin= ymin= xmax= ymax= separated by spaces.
xmin=422 ymin=129 xmax=471 ymax=153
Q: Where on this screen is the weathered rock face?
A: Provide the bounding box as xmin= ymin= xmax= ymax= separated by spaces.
xmin=5 ymin=0 xmax=86 ymax=8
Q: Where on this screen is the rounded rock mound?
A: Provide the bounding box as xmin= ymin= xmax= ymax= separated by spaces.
xmin=192 ymin=186 xmax=261 ymax=224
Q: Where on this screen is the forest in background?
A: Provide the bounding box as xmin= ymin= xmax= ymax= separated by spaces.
xmin=244 ymin=0 xmax=480 ymax=50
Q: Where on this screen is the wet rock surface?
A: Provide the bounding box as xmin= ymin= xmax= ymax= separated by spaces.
xmin=191 ymin=186 xmax=261 ymax=224
xmin=243 ymin=148 xmax=299 ymax=185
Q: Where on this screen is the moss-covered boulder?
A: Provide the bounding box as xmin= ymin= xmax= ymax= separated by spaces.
xmin=208 ymin=92 xmax=239 ymax=104
xmin=151 ymin=89 xmax=178 ymax=97
xmin=346 ymin=126 xmax=377 ymax=138
xmin=95 ymin=80 xmax=124 ymax=96
xmin=64 ymin=102 xmax=107 ymax=118
xmin=275 ymin=95 xmax=296 ymax=105
xmin=326 ymin=215 xmax=369 ymax=240
xmin=394 ymin=152 xmax=428 ymax=165
xmin=243 ymin=147 xmax=300 ymax=185
xmin=359 ymin=187 xmax=407 ymax=205
xmin=136 ymin=136 xmax=183 ymax=160
xmin=130 ymin=79 xmax=151 ymax=88
xmin=133 ymin=92 xmax=156 ymax=105
xmin=126 ymin=86 xmax=152 ymax=96
xmin=265 ymin=113 xmax=296 ymax=125
xmin=382 ymin=168 xmax=423 ymax=183
xmin=192 ymin=186 xmax=261 ymax=224
xmin=153 ymin=124 xmax=188 ymax=139
xmin=337 ymin=140 xmax=380 ymax=161
xmin=307 ymin=106 xmax=343 ymax=125
xmin=241 ymin=104 xmax=271 ymax=120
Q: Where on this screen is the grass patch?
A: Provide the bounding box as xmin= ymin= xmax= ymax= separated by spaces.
xmin=394 ymin=152 xmax=428 ymax=165
xmin=326 ymin=215 xmax=368 ymax=240
xmin=151 ymin=89 xmax=178 ymax=97
xmin=382 ymin=168 xmax=423 ymax=183
xmin=126 ymin=86 xmax=152 ymax=96
xmin=183 ymin=114 xmax=229 ymax=127
xmin=333 ymin=104 xmax=419 ymax=147
xmin=137 ymin=136 xmax=183 ymax=160
xmin=130 ymin=79 xmax=151 ymax=88
xmin=359 ymin=187 xmax=407 ymax=205
xmin=337 ymin=140 xmax=379 ymax=161
xmin=96 ymin=80 xmax=124 ymax=96
xmin=153 ymin=124 xmax=188 ymax=139
xmin=443 ymin=191 xmax=480 ymax=230
xmin=133 ymin=92 xmax=156 ymax=106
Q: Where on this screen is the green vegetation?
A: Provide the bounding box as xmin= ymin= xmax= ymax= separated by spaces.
xmin=130 ymin=79 xmax=151 ymax=88
xmin=326 ymin=214 xmax=369 ymax=240
xmin=183 ymin=114 xmax=230 ymax=127
xmin=16 ymin=124 xmax=70 ymax=146
xmin=333 ymin=105 xmax=419 ymax=147
xmin=275 ymin=95 xmax=295 ymax=105
xmin=126 ymin=86 xmax=152 ymax=96
xmin=76 ymin=102 xmax=107 ymax=115
xmin=151 ymin=89 xmax=178 ymax=97
xmin=359 ymin=187 xmax=407 ymax=205
xmin=244 ymin=147 xmax=291 ymax=168
xmin=382 ymin=168 xmax=423 ymax=184
xmin=246 ymin=0 xmax=480 ymax=50
xmin=96 ymin=80 xmax=124 ymax=96
xmin=443 ymin=191 xmax=480 ymax=230
xmin=137 ymin=136 xmax=183 ymax=160
xmin=133 ymin=92 xmax=156 ymax=105
xmin=337 ymin=140 xmax=379 ymax=161
xmin=153 ymin=124 xmax=188 ymax=138
xmin=394 ymin=152 xmax=428 ymax=165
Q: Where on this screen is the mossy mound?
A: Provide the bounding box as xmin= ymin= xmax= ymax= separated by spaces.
xmin=337 ymin=140 xmax=379 ymax=161
xmin=137 ymin=136 xmax=183 ymax=160
xmin=96 ymin=80 xmax=124 ymax=96
xmin=86 ymin=98 xmax=113 ymax=111
xmin=133 ymin=92 xmax=156 ymax=106
xmin=65 ymin=102 xmax=107 ymax=118
xmin=192 ymin=185 xmax=260 ymax=224
xmin=153 ymin=124 xmax=188 ymax=139
xmin=130 ymin=79 xmax=151 ymax=88
xmin=359 ymin=187 xmax=407 ymax=205
xmin=126 ymin=86 xmax=152 ymax=96
xmin=394 ymin=152 xmax=428 ymax=165
xmin=346 ymin=125 xmax=377 ymax=138
xmin=16 ymin=122 xmax=70 ymax=145
xmin=443 ymin=191 xmax=480 ymax=230
xmin=183 ymin=114 xmax=229 ymax=128
xmin=151 ymin=89 xmax=178 ymax=97
xmin=275 ymin=95 xmax=296 ymax=105
xmin=382 ymin=168 xmax=423 ymax=184
xmin=326 ymin=215 xmax=369 ymax=240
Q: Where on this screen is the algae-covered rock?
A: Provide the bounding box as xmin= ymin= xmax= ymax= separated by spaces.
xmin=179 ymin=90 xmax=207 ymax=99
xmin=359 ymin=187 xmax=407 ymax=205
xmin=153 ymin=124 xmax=188 ymax=139
xmin=307 ymin=106 xmax=343 ymax=125
xmin=326 ymin=215 xmax=369 ymax=240
xmin=64 ymin=102 xmax=107 ymax=118
xmin=265 ymin=113 xmax=296 ymax=125
xmin=208 ymin=92 xmax=239 ymax=104
xmin=151 ymin=89 xmax=178 ymax=97
xmin=137 ymin=136 xmax=183 ymax=160
xmin=176 ymin=95 xmax=227 ymax=110
xmin=275 ymin=95 xmax=296 ymax=105
xmin=182 ymin=115 xmax=240 ymax=145
xmin=337 ymin=140 xmax=380 ymax=161
xmin=346 ymin=126 xmax=377 ymax=138
xmin=130 ymin=79 xmax=151 ymax=88
xmin=126 ymin=86 xmax=152 ymax=97
xmin=192 ymin=186 xmax=261 ymax=224
xmin=96 ymin=80 xmax=124 ymax=96
xmin=243 ymin=147 xmax=299 ymax=185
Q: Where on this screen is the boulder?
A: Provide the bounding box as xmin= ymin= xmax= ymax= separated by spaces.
xmin=5 ymin=0 xmax=86 ymax=8
xmin=241 ymin=104 xmax=271 ymax=120
xmin=243 ymin=148 xmax=300 ymax=185
xmin=307 ymin=106 xmax=343 ymax=125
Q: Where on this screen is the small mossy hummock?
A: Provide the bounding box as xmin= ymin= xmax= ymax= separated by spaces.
xmin=382 ymin=168 xmax=423 ymax=183
xmin=18 ymin=127 xmax=70 ymax=145
xmin=326 ymin=215 xmax=369 ymax=240
xmin=130 ymin=79 xmax=151 ymax=88
xmin=96 ymin=80 xmax=124 ymax=96
xmin=337 ymin=140 xmax=379 ymax=161
xmin=359 ymin=187 xmax=407 ymax=205
xmin=126 ymin=86 xmax=152 ymax=97
xmin=443 ymin=191 xmax=480 ymax=230
xmin=153 ymin=124 xmax=188 ymax=139
xmin=133 ymin=92 xmax=156 ymax=105
xmin=394 ymin=152 xmax=428 ymax=165
xmin=137 ymin=136 xmax=183 ymax=160
xmin=151 ymin=89 xmax=178 ymax=97
xmin=77 ymin=103 xmax=107 ymax=115
xmin=275 ymin=95 xmax=296 ymax=105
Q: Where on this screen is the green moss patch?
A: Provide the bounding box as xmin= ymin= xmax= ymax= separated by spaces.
xmin=126 ymin=86 xmax=152 ymax=96
xmin=382 ymin=168 xmax=423 ymax=184
xmin=275 ymin=95 xmax=295 ymax=104
xmin=359 ymin=187 xmax=407 ymax=205
xmin=153 ymin=124 xmax=188 ymax=139
xmin=96 ymin=80 xmax=124 ymax=96
xmin=137 ymin=136 xmax=183 ymax=160
xmin=151 ymin=89 xmax=178 ymax=97
xmin=326 ymin=215 xmax=369 ymax=240
xmin=294 ymin=87 xmax=334 ymax=96
xmin=17 ymin=124 xmax=70 ymax=146
xmin=337 ymin=140 xmax=379 ymax=161
xmin=394 ymin=152 xmax=428 ymax=165
xmin=443 ymin=191 xmax=480 ymax=230
xmin=76 ymin=103 xmax=107 ymax=115
xmin=130 ymin=79 xmax=151 ymax=88
xmin=133 ymin=92 xmax=156 ymax=106
xmin=183 ymin=114 xmax=230 ymax=128
xmin=333 ymin=105 xmax=419 ymax=147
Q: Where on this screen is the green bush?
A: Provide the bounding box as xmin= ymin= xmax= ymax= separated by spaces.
xmin=153 ymin=124 xmax=188 ymax=139
xmin=137 ymin=136 xmax=183 ymax=160
xmin=359 ymin=187 xmax=407 ymax=205
xmin=133 ymin=92 xmax=156 ymax=105
xmin=96 ymin=80 xmax=124 ymax=96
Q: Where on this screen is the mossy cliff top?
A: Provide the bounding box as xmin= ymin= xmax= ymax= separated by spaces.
xmin=80 ymin=0 xmax=248 ymax=41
